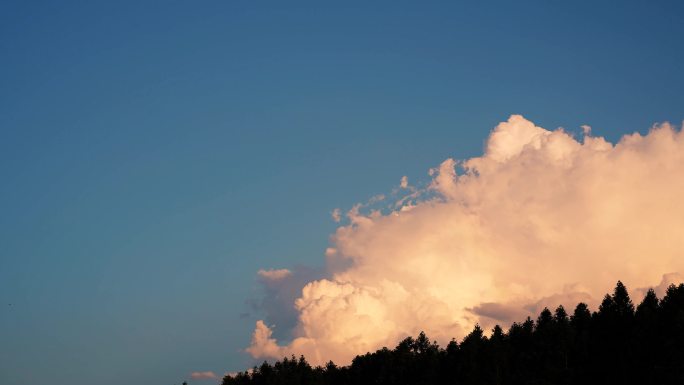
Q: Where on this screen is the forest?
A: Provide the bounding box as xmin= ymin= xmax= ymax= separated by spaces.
xmin=222 ymin=281 xmax=684 ymax=385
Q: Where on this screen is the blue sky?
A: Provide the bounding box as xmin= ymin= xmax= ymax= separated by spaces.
xmin=2 ymin=1 xmax=684 ymax=384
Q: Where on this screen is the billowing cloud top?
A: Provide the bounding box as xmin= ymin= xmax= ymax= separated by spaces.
xmin=247 ymin=115 xmax=684 ymax=366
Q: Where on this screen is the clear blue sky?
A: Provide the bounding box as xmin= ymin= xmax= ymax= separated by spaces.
xmin=2 ymin=1 xmax=684 ymax=384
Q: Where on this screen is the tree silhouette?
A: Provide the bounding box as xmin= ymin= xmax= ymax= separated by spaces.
xmin=613 ymin=281 xmax=635 ymax=317
xmin=222 ymin=280 xmax=684 ymax=385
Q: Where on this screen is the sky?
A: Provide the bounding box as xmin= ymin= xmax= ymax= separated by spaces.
xmin=2 ymin=1 xmax=684 ymax=384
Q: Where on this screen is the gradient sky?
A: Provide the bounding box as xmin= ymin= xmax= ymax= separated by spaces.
xmin=2 ymin=1 xmax=684 ymax=384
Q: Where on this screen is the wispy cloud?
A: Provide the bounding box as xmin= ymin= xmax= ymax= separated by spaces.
xmin=190 ymin=371 xmax=218 ymax=380
xmin=257 ymin=268 xmax=292 ymax=281
xmin=331 ymin=208 xmax=342 ymax=223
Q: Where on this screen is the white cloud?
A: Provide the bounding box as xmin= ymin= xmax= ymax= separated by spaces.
xmin=190 ymin=371 xmax=218 ymax=380
xmin=247 ymin=115 xmax=684 ymax=366
xmin=257 ymin=269 xmax=292 ymax=281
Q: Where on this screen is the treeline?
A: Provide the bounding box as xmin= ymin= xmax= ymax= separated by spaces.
xmin=223 ymin=281 xmax=684 ymax=385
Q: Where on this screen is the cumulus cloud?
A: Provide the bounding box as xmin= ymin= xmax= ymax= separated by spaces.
xmin=251 ymin=266 xmax=325 ymax=341
xmin=247 ymin=115 xmax=684 ymax=366
xmin=245 ymin=320 xmax=284 ymax=359
xmin=190 ymin=371 xmax=218 ymax=380
xmin=400 ymin=176 xmax=409 ymax=189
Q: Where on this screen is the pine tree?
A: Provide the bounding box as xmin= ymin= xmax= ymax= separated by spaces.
xmin=636 ymin=289 xmax=659 ymax=317
xmin=612 ymin=281 xmax=634 ymax=317
xmin=536 ymin=307 xmax=554 ymax=331
xmin=571 ymin=303 xmax=591 ymax=330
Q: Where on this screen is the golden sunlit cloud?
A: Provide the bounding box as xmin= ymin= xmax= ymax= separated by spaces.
xmin=248 ymin=115 xmax=684 ymax=366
